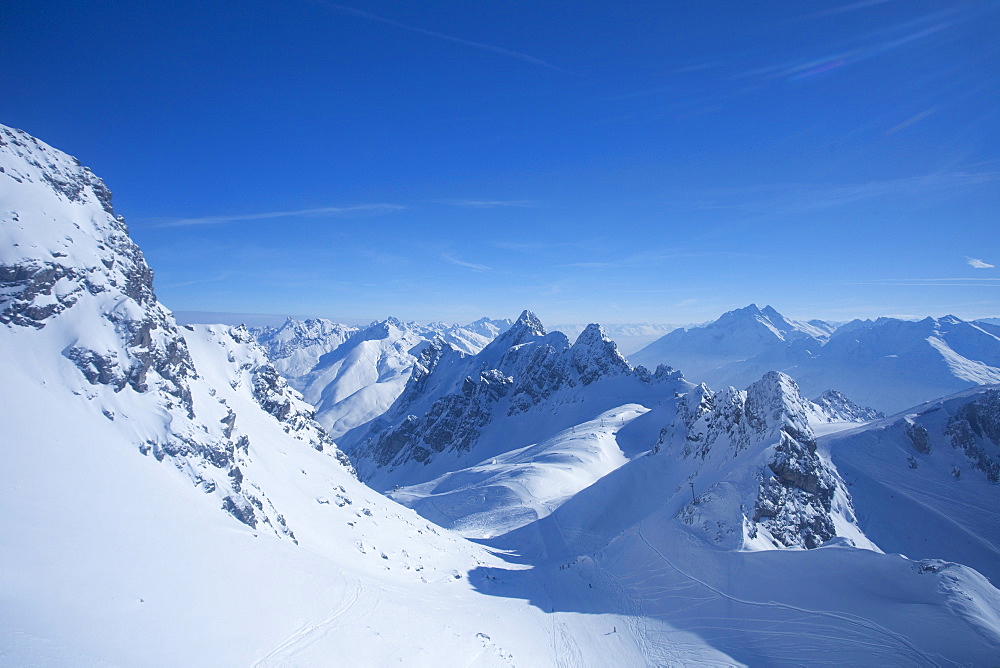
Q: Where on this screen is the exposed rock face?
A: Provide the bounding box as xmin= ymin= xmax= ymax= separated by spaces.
xmin=755 ymin=431 xmax=838 ymax=548
xmin=660 ymin=371 xmax=856 ymax=549
xmin=664 ymin=371 xmax=814 ymax=459
xmin=945 ymin=389 xmax=1000 ymax=482
xmin=0 ymin=123 xmax=352 ymax=536
xmin=1 ymin=126 xmax=197 ymax=415
xmin=883 ymin=388 xmax=1000 ymax=483
xmin=812 ymin=389 xmax=884 ymax=423
xmin=906 ymin=420 xmax=932 ymax=454
xmin=571 ymin=324 xmax=634 ymax=385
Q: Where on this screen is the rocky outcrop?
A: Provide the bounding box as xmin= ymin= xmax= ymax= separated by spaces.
xmin=661 ymin=371 xmax=814 ymax=459
xmin=660 ymin=371 xmax=857 ymax=550
xmin=906 ymin=420 xmax=932 ymax=454
xmin=812 ymin=389 xmax=884 ymax=423
xmin=945 ymin=389 xmax=1000 ymax=482
xmin=754 ymin=431 xmax=839 ymax=548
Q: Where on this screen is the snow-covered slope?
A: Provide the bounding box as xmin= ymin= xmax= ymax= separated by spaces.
xmin=391 ymin=404 xmax=651 ymax=539
xmin=632 ymin=305 xmax=1000 ymax=413
xmin=826 ymin=385 xmax=1000 ymax=583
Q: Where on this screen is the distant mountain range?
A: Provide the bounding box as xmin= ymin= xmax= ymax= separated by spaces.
xmin=630 ymin=303 xmax=1000 ymax=413
xmin=249 ymin=316 xmax=512 ymax=439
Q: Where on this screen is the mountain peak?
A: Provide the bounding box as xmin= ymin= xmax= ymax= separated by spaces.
xmin=745 ymin=371 xmax=814 ymax=443
xmin=513 ymin=309 xmax=546 ymax=336
xmin=573 ymin=322 xmax=609 ymax=346
xmin=485 ymin=309 xmax=547 ymax=351
xmin=760 ymin=304 xmax=785 ymax=320
xmin=571 ymin=323 xmax=632 ymax=384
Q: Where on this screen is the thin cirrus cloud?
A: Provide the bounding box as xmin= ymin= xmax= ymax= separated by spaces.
xmin=309 ymin=1 xmax=574 ymax=75
xmin=157 ymin=204 xmax=405 ymax=228
xmin=440 ymin=254 xmax=492 ymax=272
xmin=435 ymin=199 xmax=535 ymax=209
xmin=754 ymin=7 xmax=960 ymax=84
xmin=790 ymin=0 xmax=894 ymax=23
xmin=852 ymin=277 xmax=1000 ymax=287
xmin=967 ymin=257 xmax=996 ymax=269
xmin=682 ymin=171 xmax=998 ymax=215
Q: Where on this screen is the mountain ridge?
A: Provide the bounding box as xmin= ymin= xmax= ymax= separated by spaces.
xmin=632 ymin=304 xmax=1000 ymax=413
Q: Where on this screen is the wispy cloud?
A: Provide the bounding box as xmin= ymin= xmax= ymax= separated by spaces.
xmin=753 ymin=8 xmax=960 ymax=84
xmin=562 ymin=262 xmax=617 ymax=269
xmin=885 ymin=107 xmax=938 ymax=135
xmin=157 ymin=204 xmax=404 ymax=228
xmin=851 ymin=277 xmax=1000 ymax=287
xmin=681 ymin=171 xmax=999 ymax=215
xmin=160 ymin=272 xmax=232 ymax=289
xmin=441 ymin=254 xmax=492 ymax=272
xmin=492 ymin=239 xmax=602 ymax=253
xmin=967 ymin=257 xmax=996 ymax=269
xmin=310 ymin=1 xmax=573 ymax=75
xmin=790 ymin=0 xmax=895 ymax=23
xmin=558 ymin=250 xmax=765 ymax=271
xmin=435 ymin=199 xmax=535 ymax=209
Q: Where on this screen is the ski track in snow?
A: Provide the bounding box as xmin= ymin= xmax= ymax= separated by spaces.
xmin=253 ymin=580 xmax=363 ymax=666
xmin=633 ymin=525 xmax=948 ymax=667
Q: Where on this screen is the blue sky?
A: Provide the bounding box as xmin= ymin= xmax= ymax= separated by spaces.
xmin=3 ymin=0 xmax=998 ymax=325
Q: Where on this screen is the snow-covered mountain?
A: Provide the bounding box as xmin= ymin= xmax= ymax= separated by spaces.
xmin=812 ymin=388 xmax=885 ymax=423
xmin=653 ymin=371 xmax=873 ymax=551
xmin=632 ymin=304 xmax=1000 ymax=413
xmin=426 ymin=316 xmax=514 ymax=355
xmin=551 ymin=322 xmax=680 ymax=355
xmin=251 ymin=316 xmax=359 ymax=378
xmin=0 ymin=123 xmax=365 ymax=533
xmin=249 ymin=315 xmax=511 ymax=440
xmin=629 ymin=304 xmax=833 ymax=378
xmin=5 ymin=123 xmax=1000 ymax=665
xmin=342 ymin=310 xmax=690 ymax=490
